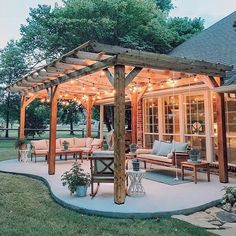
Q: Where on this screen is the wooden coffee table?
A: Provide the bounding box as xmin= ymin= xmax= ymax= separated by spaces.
xmin=181 ymin=161 xmax=210 ymax=184
xmin=51 ymin=150 xmax=83 ymax=162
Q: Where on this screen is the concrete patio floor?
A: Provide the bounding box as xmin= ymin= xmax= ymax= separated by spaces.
xmin=0 ymin=158 xmax=236 ymax=219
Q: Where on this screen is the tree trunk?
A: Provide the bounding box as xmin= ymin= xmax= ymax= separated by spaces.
xmin=70 ymin=120 xmax=74 ymax=135
xmin=5 ymin=93 xmax=10 ymax=138
xmin=104 ymin=106 xmax=112 ymax=132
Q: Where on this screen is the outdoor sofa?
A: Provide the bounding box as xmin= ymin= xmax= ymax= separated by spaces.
xmin=136 ymin=140 xmax=189 ymax=168
xmin=31 ymin=137 xmax=103 ymax=162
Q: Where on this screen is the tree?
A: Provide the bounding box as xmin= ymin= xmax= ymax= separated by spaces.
xmin=58 ymin=101 xmax=84 ymax=135
xmin=168 ymin=17 xmax=204 ymax=48
xmin=155 ymin=0 xmax=173 ymax=12
xmin=0 ymin=40 xmax=28 ymax=137
xmin=25 ymin=100 xmax=49 ymax=137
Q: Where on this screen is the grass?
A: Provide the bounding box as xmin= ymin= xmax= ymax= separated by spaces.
xmin=0 ymin=141 xmax=215 ymax=236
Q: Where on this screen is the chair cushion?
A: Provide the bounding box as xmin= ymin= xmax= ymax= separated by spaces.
xmin=74 ymin=138 xmax=86 ymax=147
xmin=172 ymin=141 xmax=188 ymax=153
xmin=34 ymin=149 xmax=48 ymax=155
xmin=152 ymin=140 xmax=161 ymax=154
xmin=92 ymin=150 xmax=114 ymax=157
xmin=86 ymin=137 xmax=93 ymax=147
xmin=136 ymin=149 xmax=152 ymax=154
xmin=56 ymin=139 xmax=62 ymax=149
xmin=157 ymin=142 xmax=172 ymax=156
xmin=31 ymin=140 xmax=48 ymax=150
xmin=138 ymin=154 xmax=172 ymax=163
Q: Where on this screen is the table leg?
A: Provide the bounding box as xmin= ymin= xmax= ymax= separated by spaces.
xmin=194 ymin=167 xmax=197 ymax=184
xmin=207 ymin=164 xmax=210 ymax=182
xmin=181 ymin=165 xmax=184 ymax=180
xmin=75 ymin=153 xmax=77 ymax=161
xmin=80 ymin=152 xmax=83 ymax=163
xmin=65 ymin=154 xmax=67 ymax=161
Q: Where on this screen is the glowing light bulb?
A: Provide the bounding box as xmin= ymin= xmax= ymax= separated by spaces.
xmin=194 ymin=77 xmax=198 ymax=82
xmin=41 ymin=98 xmax=45 ymax=103
xmin=46 ymin=99 xmax=50 ymax=103
xmin=82 ymin=84 xmax=85 ymax=91
xmin=92 ymin=83 xmax=96 ymax=91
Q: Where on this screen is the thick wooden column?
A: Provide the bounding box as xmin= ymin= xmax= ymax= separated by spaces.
xmin=215 ymin=78 xmax=228 ymax=183
xmin=19 ymin=96 xmax=26 ymax=138
xmin=100 ymin=104 xmax=104 ymax=139
xmin=114 ymin=64 xmax=126 ymax=204
xmin=131 ymin=92 xmax=138 ymax=144
xmin=48 ymin=86 xmax=59 ymax=175
xmin=86 ymin=96 xmax=93 ymax=137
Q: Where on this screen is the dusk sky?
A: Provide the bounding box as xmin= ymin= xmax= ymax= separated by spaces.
xmin=0 ymin=0 xmax=235 ymax=48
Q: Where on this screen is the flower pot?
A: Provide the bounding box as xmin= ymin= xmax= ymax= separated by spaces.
xmin=130 ymin=144 xmax=137 ymax=153
xmin=19 ymin=143 xmax=27 ymax=150
xmin=76 ymin=185 xmax=88 ymax=197
xmin=132 ymin=159 xmax=140 ymax=171
xmin=63 ymin=145 xmax=69 ymax=150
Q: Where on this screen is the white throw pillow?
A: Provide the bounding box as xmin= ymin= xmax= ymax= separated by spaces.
xmin=86 ymin=137 xmax=93 ymax=147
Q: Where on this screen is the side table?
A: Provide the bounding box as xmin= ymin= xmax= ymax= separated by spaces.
xmin=19 ymin=149 xmax=29 ymax=162
xmin=126 ymin=169 xmax=146 ymax=197
xmin=181 ymin=161 xmax=210 ymax=184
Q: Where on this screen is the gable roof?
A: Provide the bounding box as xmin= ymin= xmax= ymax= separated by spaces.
xmin=169 ymin=11 xmax=236 ymax=91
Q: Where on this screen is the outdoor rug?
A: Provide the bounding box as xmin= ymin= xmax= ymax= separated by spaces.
xmin=144 ymin=169 xmax=192 ymax=185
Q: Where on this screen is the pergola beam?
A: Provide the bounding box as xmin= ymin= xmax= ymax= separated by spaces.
xmin=24 ymin=56 xmax=117 ymax=94
xmin=103 ymin=68 xmax=114 ymax=86
xmin=125 ymin=67 xmax=142 ymax=87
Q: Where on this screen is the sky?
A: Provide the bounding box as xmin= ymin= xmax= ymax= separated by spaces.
xmin=0 ymin=0 xmax=236 ymax=48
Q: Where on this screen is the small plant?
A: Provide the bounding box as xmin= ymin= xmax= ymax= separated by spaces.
xmin=102 ymin=140 xmax=109 ymax=150
xmin=189 ymin=149 xmax=200 ymax=162
xmin=221 ymin=186 xmax=236 ymax=206
xmin=62 ymin=140 xmax=69 ymax=150
xmin=130 ymin=143 xmax=137 ymax=153
xmin=61 ymin=162 xmax=91 ymax=194
xmin=15 ymin=137 xmax=27 ymax=149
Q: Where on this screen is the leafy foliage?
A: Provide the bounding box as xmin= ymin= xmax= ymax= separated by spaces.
xmin=25 ymin=100 xmax=49 ymax=137
xmin=221 ymin=186 xmax=236 ymax=206
xmin=61 ymin=162 xmax=91 ymax=194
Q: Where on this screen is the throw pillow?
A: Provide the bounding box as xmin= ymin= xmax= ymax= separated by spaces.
xmin=172 ymin=141 xmax=188 ymax=153
xmin=157 ymin=142 xmax=172 ymax=156
xmin=167 ymin=152 xmax=174 ymax=159
xmin=152 ymin=140 xmax=161 ymax=154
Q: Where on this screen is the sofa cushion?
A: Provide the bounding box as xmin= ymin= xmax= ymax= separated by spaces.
xmin=31 ymin=140 xmax=48 ymax=150
xmin=74 ymin=138 xmax=86 ymax=147
xmin=157 ymin=142 xmax=172 ymax=156
xmin=172 ymin=141 xmax=188 ymax=153
xmin=91 ymin=138 xmax=103 ymax=147
xmin=56 ymin=139 xmax=62 ymax=150
xmin=92 ymin=150 xmax=114 ymax=157
xmin=152 ymin=140 xmax=161 ymax=154
xmin=136 ymin=149 xmax=152 ymax=154
xmin=137 ymin=154 xmax=172 ymax=163
xmin=86 ymin=137 xmax=93 ymax=147
xmin=34 ymin=149 xmax=48 ymax=155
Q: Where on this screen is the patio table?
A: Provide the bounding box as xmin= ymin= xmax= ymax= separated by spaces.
xmin=181 ymin=161 xmax=210 ymax=184
xmin=49 ymin=150 xmax=83 ymax=162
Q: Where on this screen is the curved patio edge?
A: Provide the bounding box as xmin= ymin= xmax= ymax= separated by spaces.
xmin=0 ymin=169 xmax=221 ymax=219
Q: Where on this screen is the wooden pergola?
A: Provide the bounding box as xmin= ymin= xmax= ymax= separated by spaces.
xmin=6 ymin=41 xmax=232 ymax=204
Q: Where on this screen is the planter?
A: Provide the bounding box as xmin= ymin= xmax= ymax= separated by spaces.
xmin=19 ymin=143 xmax=27 ymax=150
xmin=63 ymin=145 xmax=69 ymax=150
xmin=189 ymin=149 xmax=200 ymax=162
xmin=130 ymin=144 xmax=137 ymax=153
xmin=103 ymin=143 xmax=109 ymax=151
xmin=132 ymin=159 xmax=140 ymax=171
xmin=76 ymin=185 xmax=88 ymax=197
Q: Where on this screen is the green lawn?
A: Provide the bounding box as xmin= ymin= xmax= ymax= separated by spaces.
xmin=0 ymin=141 xmax=215 ymax=236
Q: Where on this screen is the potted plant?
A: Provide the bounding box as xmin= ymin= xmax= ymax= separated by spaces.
xmin=62 ymin=140 xmax=69 ymax=150
xmin=132 ymin=159 xmax=140 ymax=171
xmin=61 ymin=162 xmax=91 ymax=197
xmin=102 ymin=140 xmax=109 ymax=151
xmin=189 ymin=149 xmax=200 ymax=162
xmin=15 ymin=137 xmax=27 ymax=150
xmin=130 ymin=143 xmax=137 ymax=153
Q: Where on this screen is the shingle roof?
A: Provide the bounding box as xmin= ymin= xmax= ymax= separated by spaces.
xmin=170 ymin=11 xmax=236 ymax=67
xmin=169 ymin=11 xmax=236 ymax=88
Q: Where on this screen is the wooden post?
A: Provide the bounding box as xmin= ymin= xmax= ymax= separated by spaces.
xmin=19 ymin=96 xmax=26 ymax=138
xmin=48 ymin=86 xmax=59 ymax=175
xmin=114 ymin=64 xmax=126 ymax=204
xmin=86 ymin=96 xmax=93 ymax=137
xmin=100 ymin=104 xmax=104 ymax=139
xmin=131 ymin=92 xmax=138 ymax=144
xmin=215 ymin=78 xmax=228 ymax=183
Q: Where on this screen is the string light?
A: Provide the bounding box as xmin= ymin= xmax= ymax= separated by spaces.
xmin=40 ymin=98 xmax=45 ymax=103
xmin=82 ymin=84 xmax=85 ymax=91
xmin=46 ymin=98 xmax=50 ymax=103
xmin=92 ymin=83 xmax=96 ymax=91
xmin=194 ymin=77 xmax=198 ymax=82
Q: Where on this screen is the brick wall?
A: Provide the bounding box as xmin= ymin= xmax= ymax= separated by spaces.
xmin=137 ymin=99 xmax=143 ymax=148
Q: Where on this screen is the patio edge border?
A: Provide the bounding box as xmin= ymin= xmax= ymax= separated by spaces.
xmin=0 ymin=169 xmax=221 ymax=219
